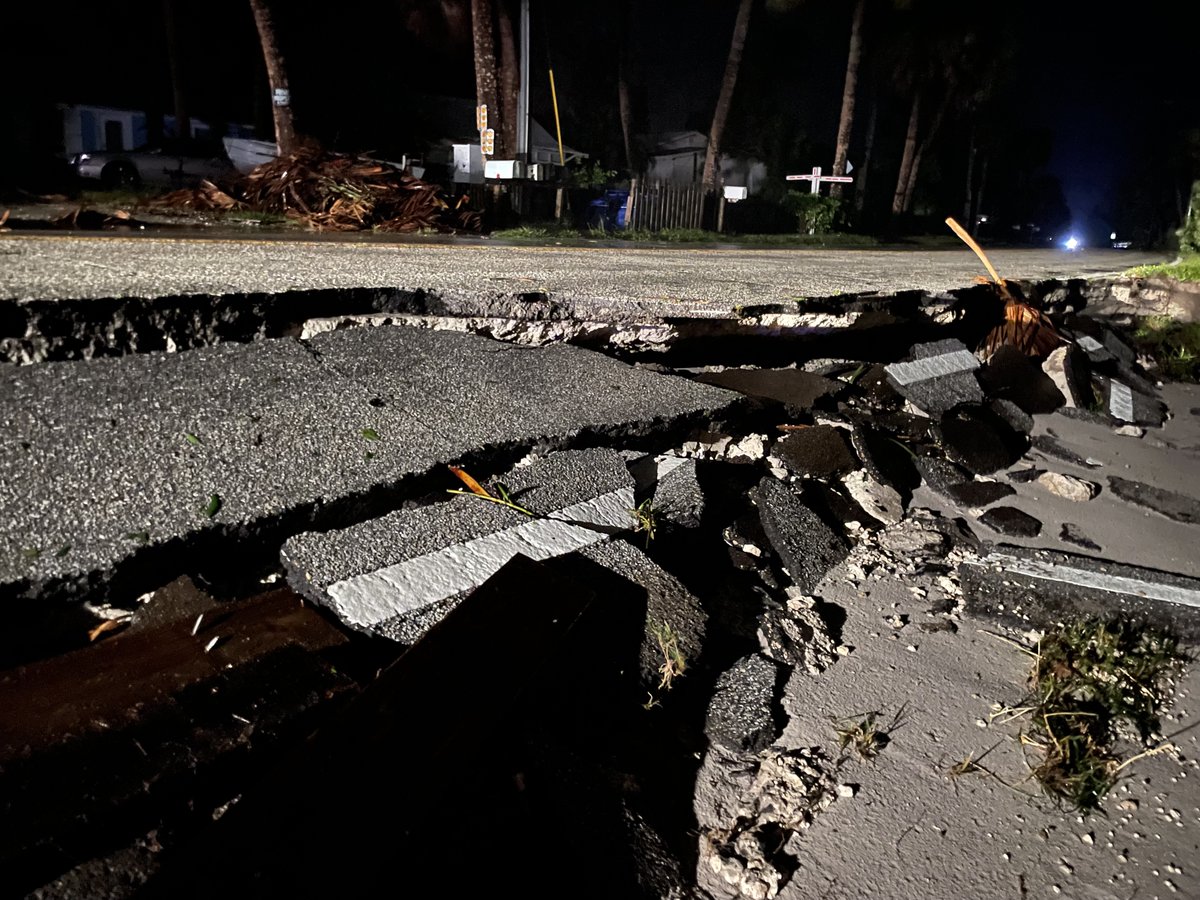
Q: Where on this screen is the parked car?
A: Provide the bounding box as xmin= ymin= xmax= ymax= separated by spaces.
xmin=71 ymin=139 xmax=236 ymax=189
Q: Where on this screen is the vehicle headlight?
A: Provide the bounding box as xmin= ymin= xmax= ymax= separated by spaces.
xmin=73 ymin=153 xmax=91 ymax=164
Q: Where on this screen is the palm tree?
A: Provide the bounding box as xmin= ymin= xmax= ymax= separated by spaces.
xmin=830 ymin=0 xmax=865 ymax=198
xmin=471 ymin=0 xmax=502 ymax=157
xmin=701 ymin=0 xmax=754 ymax=191
xmin=247 ymin=0 xmax=297 ymax=154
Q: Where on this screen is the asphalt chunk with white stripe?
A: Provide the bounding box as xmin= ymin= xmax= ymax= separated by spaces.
xmin=282 ymin=448 xmax=641 ymax=640
xmin=1 ymin=327 xmax=742 ymax=606
xmin=884 ymin=339 xmax=984 ymax=415
xmin=962 ymin=547 xmax=1200 ymax=640
xmin=1102 ymin=378 xmax=1166 ymax=427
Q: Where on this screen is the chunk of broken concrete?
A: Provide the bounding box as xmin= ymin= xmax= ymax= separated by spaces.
xmin=697 ymin=368 xmax=841 ymax=412
xmin=757 ymin=589 xmax=841 ymax=674
xmin=978 ymin=506 xmax=1043 ymax=537
xmin=1031 ymin=434 xmax=1103 ymax=468
xmin=945 ymin=480 xmax=1017 ymax=509
xmin=281 ymin=448 xmax=637 ymax=641
xmin=704 ymin=653 xmax=785 ymax=754
xmin=850 ymin=423 xmax=920 ymax=495
xmin=978 ymin=344 xmax=1065 ymax=414
xmin=774 ymin=426 xmax=859 ymax=479
xmin=990 ymin=398 xmax=1034 ymax=435
xmin=1006 ymin=466 xmax=1045 ymax=483
xmin=1060 ymin=522 xmax=1101 ymax=551
xmin=841 ymin=469 xmax=905 ymax=525
xmin=961 ymin=547 xmax=1200 ymax=640
xmin=936 ymin=406 xmax=1028 ymax=475
xmin=1101 ymin=379 xmax=1166 ymax=427
xmin=1107 ymin=476 xmax=1200 ymax=524
xmin=884 ymin=339 xmax=984 ymax=415
xmin=1042 ymin=346 xmax=1093 ymax=408
xmin=914 ymin=456 xmax=973 ymax=496
xmin=1036 ymin=471 xmax=1100 ymax=502
xmin=751 ymin=477 xmax=849 ymax=593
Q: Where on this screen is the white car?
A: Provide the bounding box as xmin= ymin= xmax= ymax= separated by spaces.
xmin=71 ymin=139 xmax=236 ymax=189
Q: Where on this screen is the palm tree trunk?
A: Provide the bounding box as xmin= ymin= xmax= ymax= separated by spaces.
xmin=853 ymin=90 xmax=877 ymax=215
xmin=247 ymin=0 xmax=297 ymax=154
xmin=497 ymin=0 xmax=519 ymax=159
xmin=471 ymin=0 xmax=501 ymax=158
xmin=891 ymin=92 xmax=920 ymax=215
xmin=901 ymin=89 xmax=950 ymax=212
xmin=830 ymin=0 xmax=865 ymax=198
xmin=162 ymin=0 xmax=190 ymax=140
xmin=701 ymin=0 xmax=753 ymax=190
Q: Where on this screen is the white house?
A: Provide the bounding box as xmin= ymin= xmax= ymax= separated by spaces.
xmin=642 ymin=130 xmax=767 ymax=193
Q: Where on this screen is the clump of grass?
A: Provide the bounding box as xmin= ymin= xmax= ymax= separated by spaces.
xmin=1125 ymin=255 xmax=1200 ymax=283
xmin=1128 ymin=315 xmax=1200 ymax=382
xmin=651 ymin=621 xmax=686 ymax=691
xmin=629 ymin=498 xmax=658 ymax=548
xmin=832 ymin=707 xmax=905 ymax=762
xmin=1012 ymin=618 xmax=1188 ymax=812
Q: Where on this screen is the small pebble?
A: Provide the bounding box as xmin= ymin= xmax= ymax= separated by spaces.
xmin=1081 ymin=833 xmax=1094 ymax=846
xmin=837 ymin=783 xmax=858 ymax=798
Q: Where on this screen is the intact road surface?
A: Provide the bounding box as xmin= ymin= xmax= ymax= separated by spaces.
xmin=0 ymin=233 xmax=1167 ymax=312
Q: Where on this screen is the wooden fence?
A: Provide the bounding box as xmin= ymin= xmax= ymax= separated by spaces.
xmin=626 ymin=179 xmax=710 ymax=231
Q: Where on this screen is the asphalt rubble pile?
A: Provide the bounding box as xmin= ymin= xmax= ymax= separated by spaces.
xmin=4 ymin=288 xmax=1199 ymax=900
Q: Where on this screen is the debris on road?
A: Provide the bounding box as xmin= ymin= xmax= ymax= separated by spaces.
xmin=149 ymin=148 xmax=484 ymax=233
xmin=4 ymin=252 xmax=1200 ymax=899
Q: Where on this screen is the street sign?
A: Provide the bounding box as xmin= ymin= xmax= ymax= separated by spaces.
xmin=786 ymin=166 xmax=854 ymax=195
xmin=476 ymin=104 xmax=488 ymax=131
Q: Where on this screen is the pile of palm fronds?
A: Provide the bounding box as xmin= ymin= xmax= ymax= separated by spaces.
xmin=946 ymin=216 xmax=1064 ymax=358
xmin=238 ymin=148 xmax=481 ymax=233
xmin=150 ymin=148 xmax=482 ymax=234
xmin=150 ymin=180 xmax=243 ymax=211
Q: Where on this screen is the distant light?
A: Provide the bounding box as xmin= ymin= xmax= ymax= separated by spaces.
xmin=1065 ymin=236 xmax=1081 ymax=251
xmin=978 ymin=215 xmax=989 ymax=223
xmin=1110 ymin=232 xmax=1117 ymax=240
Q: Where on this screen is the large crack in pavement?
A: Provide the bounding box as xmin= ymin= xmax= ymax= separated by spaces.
xmin=5 ymin=269 xmax=1200 ymax=899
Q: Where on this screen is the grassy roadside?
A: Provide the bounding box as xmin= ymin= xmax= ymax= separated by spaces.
xmin=1124 ymin=254 xmax=1200 ymax=282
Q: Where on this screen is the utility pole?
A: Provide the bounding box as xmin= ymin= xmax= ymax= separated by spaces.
xmin=516 ymin=0 xmax=530 ymax=160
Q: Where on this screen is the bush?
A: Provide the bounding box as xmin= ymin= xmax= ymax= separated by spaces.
xmin=782 ymin=191 xmax=843 ymax=235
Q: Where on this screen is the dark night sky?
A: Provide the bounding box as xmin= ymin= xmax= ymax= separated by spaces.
xmin=5 ymin=0 xmax=1197 ymax=239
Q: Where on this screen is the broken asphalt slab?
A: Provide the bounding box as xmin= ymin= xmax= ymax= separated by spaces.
xmin=962 ymin=546 xmax=1200 ymax=640
xmin=0 ymin=328 xmax=744 ymax=607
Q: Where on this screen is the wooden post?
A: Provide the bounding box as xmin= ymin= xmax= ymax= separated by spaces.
xmin=627 ymin=177 xmax=639 ymax=230
xmin=716 ymin=192 xmax=726 ymax=233
xmin=554 ymin=186 xmax=564 ymax=222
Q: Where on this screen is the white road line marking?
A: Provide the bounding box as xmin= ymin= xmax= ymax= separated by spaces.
xmin=327 ymin=487 xmax=635 ymax=627
xmin=1109 ymin=381 xmax=1134 ymax=422
xmin=977 ymin=553 xmax=1200 ymax=610
xmin=885 ymin=350 xmax=979 ymax=386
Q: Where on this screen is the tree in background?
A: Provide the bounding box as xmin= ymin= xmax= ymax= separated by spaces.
xmin=830 ymin=0 xmax=865 ymax=198
xmin=248 ymin=0 xmax=297 ymax=153
xmin=702 ymin=0 xmax=754 ymax=190
xmin=470 ymin=0 xmax=502 ymax=157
